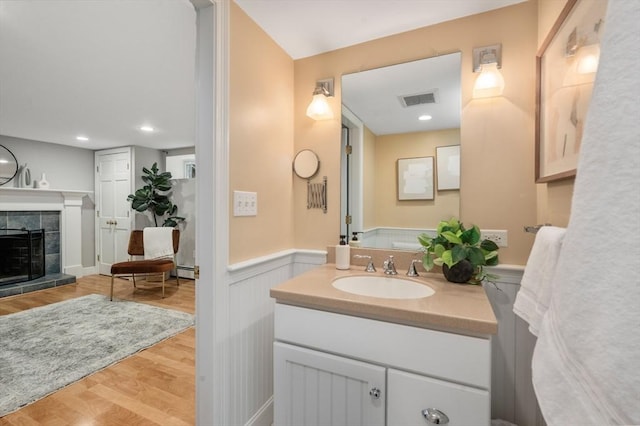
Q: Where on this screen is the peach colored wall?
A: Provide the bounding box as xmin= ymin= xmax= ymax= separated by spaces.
xmin=374 ymin=129 xmax=460 ymax=228
xmin=229 ymin=3 xmax=295 ymax=263
xmin=294 ymin=1 xmax=539 ymax=265
xmin=536 ymin=0 xmax=575 ymax=228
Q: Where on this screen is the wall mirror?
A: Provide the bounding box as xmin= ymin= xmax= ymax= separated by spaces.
xmin=341 ymin=52 xmax=461 ymax=249
xmin=293 ymin=149 xmax=320 ymax=179
xmin=0 ymin=145 xmax=19 ymax=187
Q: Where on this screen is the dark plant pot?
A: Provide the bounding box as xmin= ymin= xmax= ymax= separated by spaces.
xmin=442 ymin=260 xmax=474 ymax=283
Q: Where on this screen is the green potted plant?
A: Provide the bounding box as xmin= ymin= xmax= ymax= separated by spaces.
xmin=127 ymin=162 xmax=184 ymax=227
xmin=418 ymin=218 xmax=499 ymax=284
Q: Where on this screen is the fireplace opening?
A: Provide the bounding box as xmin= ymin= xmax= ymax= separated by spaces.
xmin=0 ymin=228 xmax=45 ymax=286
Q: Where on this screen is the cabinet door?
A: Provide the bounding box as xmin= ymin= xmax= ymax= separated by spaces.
xmin=387 ymin=368 xmax=490 ymax=426
xmin=274 ymin=342 xmax=385 ymax=426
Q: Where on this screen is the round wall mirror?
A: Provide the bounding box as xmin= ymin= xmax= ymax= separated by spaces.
xmin=0 ymin=145 xmax=18 ymax=187
xmin=293 ymin=149 xmax=320 ymax=179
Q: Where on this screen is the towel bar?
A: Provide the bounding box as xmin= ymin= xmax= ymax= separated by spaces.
xmin=523 ymin=224 xmax=552 ymax=234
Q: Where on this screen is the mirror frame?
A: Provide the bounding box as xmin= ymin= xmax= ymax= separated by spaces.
xmin=0 ymin=144 xmax=19 ymax=187
xmin=340 ymin=52 xmax=462 ymax=249
xmin=293 ymin=149 xmax=320 ymax=179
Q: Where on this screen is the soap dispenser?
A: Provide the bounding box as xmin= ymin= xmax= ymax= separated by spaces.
xmin=335 ymin=235 xmax=350 ymax=270
xmin=349 ymin=232 xmax=362 ymax=247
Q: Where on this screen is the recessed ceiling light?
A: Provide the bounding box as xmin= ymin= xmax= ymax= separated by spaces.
xmin=140 ymin=125 xmax=155 ymax=132
xmin=418 ymin=115 xmax=433 ymax=121
xmin=76 ymin=136 xmax=89 ymax=141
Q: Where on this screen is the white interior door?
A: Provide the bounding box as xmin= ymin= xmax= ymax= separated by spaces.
xmin=95 ymin=148 xmax=132 ymax=275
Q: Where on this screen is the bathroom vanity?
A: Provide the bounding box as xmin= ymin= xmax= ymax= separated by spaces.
xmin=270 ymin=264 xmax=497 ymax=426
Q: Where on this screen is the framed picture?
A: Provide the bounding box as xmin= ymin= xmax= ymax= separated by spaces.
xmin=436 ymin=145 xmax=460 ymax=190
xmin=397 ymin=157 xmax=434 ymax=201
xmin=535 ymin=0 xmax=607 ymax=182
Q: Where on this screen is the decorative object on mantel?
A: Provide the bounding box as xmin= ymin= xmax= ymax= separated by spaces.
xmin=25 ymin=168 xmax=31 ymax=187
xmin=418 ymin=218 xmax=499 ymax=284
xmin=35 ymin=172 xmax=49 ymax=190
xmin=127 ymin=162 xmax=184 ymax=227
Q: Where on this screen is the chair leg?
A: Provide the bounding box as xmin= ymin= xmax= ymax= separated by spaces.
xmin=161 ymin=273 xmax=165 ymax=298
xmin=110 ymin=274 xmax=114 ymax=301
xmin=175 ymin=267 xmax=180 ymax=287
xmin=132 ymin=274 xmax=137 ymax=287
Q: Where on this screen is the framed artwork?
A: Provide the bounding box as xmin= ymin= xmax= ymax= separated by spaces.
xmin=436 ymin=145 xmax=460 ymax=190
xmin=535 ymin=0 xmax=607 ymax=182
xmin=397 ymin=157 xmax=434 ymax=201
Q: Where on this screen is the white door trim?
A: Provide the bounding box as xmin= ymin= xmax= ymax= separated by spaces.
xmin=193 ymin=0 xmax=230 ymax=424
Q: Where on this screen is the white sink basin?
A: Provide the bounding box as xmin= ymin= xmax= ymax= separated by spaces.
xmin=332 ymin=276 xmax=435 ymax=299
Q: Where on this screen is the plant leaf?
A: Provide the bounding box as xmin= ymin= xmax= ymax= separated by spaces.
xmin=417 ymin=233 xmax=432 ymax=248
xmin=481 ymin=239 xmax=499 ymax=251
xmin=441 ymin=250 xmax=454 ymax=267
xmin=440 ymin=231 xmax=462 ymax=245
xmin=467 ymin=247 xmax=486 ymax=266
xmin=451 ymin=245 xmax=467 ymax=264
xmin=422 ymin=254 xmax=434 ymax=270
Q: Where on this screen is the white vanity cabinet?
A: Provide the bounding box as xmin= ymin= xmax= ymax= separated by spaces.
xmin=274 ymin=303 xmax=492 ymax=426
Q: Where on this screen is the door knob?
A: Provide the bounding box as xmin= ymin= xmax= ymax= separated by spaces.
xmin=369 ymin=387 xmax=381 ymax=399
xmin=422 ymin=408 xmax=449 ymax=424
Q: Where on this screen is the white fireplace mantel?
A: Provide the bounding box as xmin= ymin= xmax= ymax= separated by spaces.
xmin=1 ymin=187 xmax=93 ymax=277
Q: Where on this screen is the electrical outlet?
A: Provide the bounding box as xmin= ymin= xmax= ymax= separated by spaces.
xmin=233 ymin=191 xmax=257 ymax=216
xmin=481 ymin=230 xmax=508 ymax=247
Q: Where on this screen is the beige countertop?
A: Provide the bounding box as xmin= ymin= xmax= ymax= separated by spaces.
xmin=270 ymin=264 xmax=498 ymax=336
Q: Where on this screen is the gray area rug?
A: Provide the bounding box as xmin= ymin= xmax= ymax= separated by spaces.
xmin=0 ymin=294 xmax=194 ymax=416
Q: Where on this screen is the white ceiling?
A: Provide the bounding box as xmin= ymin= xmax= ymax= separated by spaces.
xmin=342 ymin=53 xmax=461 ymax=135
xmin=0 ymin=0 xmax=196 ymax=151
xmin=0 ymin=0 xmax=524 ymax=151
xmin=234 ymin=0 xmax=525 ymax=60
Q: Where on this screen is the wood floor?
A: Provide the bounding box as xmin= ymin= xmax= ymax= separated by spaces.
xmin=0 ymin=274 xmax=195 ymax=426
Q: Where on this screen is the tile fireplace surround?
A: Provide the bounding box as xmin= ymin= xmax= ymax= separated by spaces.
xmin=0 ymin=187 xmax=92 ymax=297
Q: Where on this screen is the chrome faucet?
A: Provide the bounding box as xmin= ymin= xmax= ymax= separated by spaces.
xmin=382 ymin=255 xmax=398 ymax=275
xmin=353 ymin=254 xmax=376 ymax=272
xmin=406 ymin=259 xmax=422 ymax=277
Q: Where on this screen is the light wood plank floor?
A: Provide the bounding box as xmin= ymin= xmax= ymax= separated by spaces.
xmin=0 ymin=274 xmax=195 ymax=426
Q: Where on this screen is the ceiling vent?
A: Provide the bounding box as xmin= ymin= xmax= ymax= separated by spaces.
xmin=399 ymin=90 xmax=438 ymax=107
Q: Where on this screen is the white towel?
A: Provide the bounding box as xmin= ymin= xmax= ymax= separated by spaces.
xmin=531 ymin=1 xmax=640 ymax=424
xmin=143 ymin=227 xmax=174 ymax=260
xmin=513 ymin=226 xmax=566 ymax=336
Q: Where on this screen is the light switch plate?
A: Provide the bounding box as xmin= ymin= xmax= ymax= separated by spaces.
xmin=233 ymin=191 xmax=257 ymax=216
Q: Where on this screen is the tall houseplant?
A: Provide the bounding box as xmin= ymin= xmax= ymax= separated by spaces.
xmin=127 ymin=162 xmax=184 ymax=227
xmin=418 ymin=218 xmax=499 ymax=284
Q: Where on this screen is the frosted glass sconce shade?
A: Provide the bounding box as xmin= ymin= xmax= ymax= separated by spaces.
xmin=472 ymin=44 xmax=504 ymax=99
xmin=473 ymin=63 xmax=505 ymax=98
xmin=306 ymin=78 xmax=334 ymax=120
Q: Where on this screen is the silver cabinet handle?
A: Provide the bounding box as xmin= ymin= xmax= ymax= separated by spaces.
xmin=369 ymin=387 xmax=381 ymax=399
xmin=422 ymin=408 xmax=449 ymax=424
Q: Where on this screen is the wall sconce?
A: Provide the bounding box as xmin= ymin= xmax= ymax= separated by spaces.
xmin=472 ymin=44 xmax=505 ymax=99
xmin=306 ymin=78 xmax=334 ymax=120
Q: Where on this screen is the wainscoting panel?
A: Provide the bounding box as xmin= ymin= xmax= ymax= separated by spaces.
xmin=484 ymin=265 xmax=545 ymax=426
xmin=227 ymin=250 xmax=326 ymax=426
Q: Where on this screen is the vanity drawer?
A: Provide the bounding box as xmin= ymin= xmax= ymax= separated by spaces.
xmin=387 ymin=368 xmax=490 ymax=426
xmin=274 ymin=303 xmax=491 ymax=388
